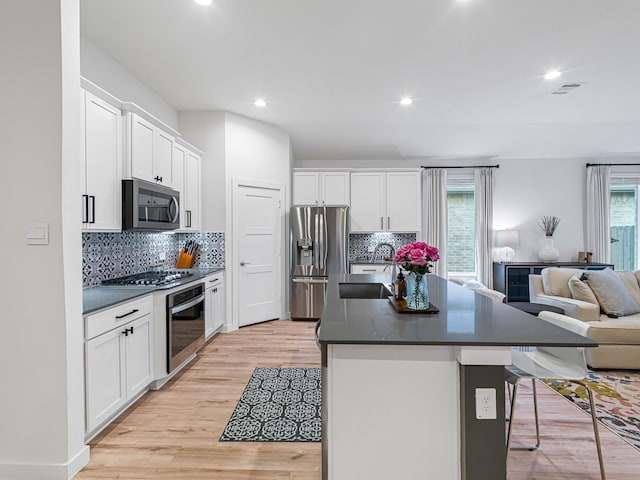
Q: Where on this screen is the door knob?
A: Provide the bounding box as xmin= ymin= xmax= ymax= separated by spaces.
xmin=240 ymin=261 xmax=251 ymax=266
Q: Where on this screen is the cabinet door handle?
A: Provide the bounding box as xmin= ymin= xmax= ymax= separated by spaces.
xmin=82 ymin=195 xmax=89 ymax=223
xmin=213 ymin=288 xmax=217 ymax=293
xmin=387 ymin=216 xmax=391 ymax=230
xmin=186 ymin=210 xmax=192 ymax=228
xmin=209 ymin=278 xmax=220 ymax=283
xmin=380 ymin=217 xmax=383 ymax=230
xmin=116 ymin=308 xmax=139 ymax=319
xmin=89 ymin=196 xmax=96 ymax=224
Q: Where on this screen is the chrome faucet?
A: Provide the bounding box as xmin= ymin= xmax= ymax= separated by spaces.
xmin=370 ymin=242 xmax=395 ymax=263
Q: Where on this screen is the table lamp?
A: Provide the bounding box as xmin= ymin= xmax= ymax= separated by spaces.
xmin=495 ymin=229 xmax=520 ymax=263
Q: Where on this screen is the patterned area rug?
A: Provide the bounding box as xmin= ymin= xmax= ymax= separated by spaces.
xmin=544 ymin=370 xmax=640 ymax=450
xmin=220 ymin=367 xmax=321 ymax=442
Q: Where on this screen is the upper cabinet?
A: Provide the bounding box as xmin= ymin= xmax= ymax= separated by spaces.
xmin=350 ymin=171 xmax=421 ymax=232
xmin=81 ymin=88 xmax=123 ymax=231
xmin=125 ymin=109 xmax=178 ymax=189
xmin=173 ymin=140 xmax=202 ymax=231
xmin=292 ymin=171 xmax=350 ymax=206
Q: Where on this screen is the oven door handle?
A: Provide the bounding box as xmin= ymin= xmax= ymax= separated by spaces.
xmin=169 ymin=196 xmax=179 ymax=223
xmin=170 ymin=294 xmax=206 ymax=315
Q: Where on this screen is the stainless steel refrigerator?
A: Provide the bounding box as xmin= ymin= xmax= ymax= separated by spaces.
xmin=290 ymin=206 xmax=349 ymax=319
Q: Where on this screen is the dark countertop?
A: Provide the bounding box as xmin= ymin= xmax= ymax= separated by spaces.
xmin=318 ymin=273 xmax=598 ymax=347
xmin=83 ymin=267 xmax=224 ymax=315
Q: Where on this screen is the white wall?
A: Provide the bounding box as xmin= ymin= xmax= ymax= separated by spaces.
xmin=296 ymin=157 xmax=590 ymax=263
xmin=0 ymin=1 xmax=88 ymax=478
xmin=80 ymin=36 xmax=178 ymax=129
xmin=178 ymin=111 xmax=227 ymax=231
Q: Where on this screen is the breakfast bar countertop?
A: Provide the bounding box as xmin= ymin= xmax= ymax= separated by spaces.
xmin=318 ymin=273 xmax=598 ymax=348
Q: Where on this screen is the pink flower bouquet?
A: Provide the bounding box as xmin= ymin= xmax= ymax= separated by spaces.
xmin=394 ymin=241 xmax=439 ymax=275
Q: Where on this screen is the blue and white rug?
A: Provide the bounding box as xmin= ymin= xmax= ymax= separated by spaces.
xmin=219 ymin=367 xmax=322 ymax=442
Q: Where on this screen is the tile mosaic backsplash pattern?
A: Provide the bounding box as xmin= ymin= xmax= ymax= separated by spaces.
xmin=82 ymin=232 xmax=224 ymax=287
xmin=349 ymin=233 xmax=417 ymax=260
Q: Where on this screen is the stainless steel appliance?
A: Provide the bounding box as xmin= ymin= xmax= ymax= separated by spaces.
xmin=166 ymin=283 xmax=205 ymax=372
xmin=101 ymin=270 xmax=194 ymax=289
xmin=122 ymin=179 xmax=180 ymax=231
xmin=290 ymin=206 xmax=348 ymax=319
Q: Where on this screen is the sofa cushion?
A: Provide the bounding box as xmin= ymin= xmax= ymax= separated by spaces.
xmin=541 ymin=268 xmax=581 ymax=298
xmin=568 ymin=273 xmax=598 ymax=305
xmin=617 ymin=271 xmax=640 ymax=307
xmin=588 ymin=314 xmax=640 ymax=344
xmin=584 ymin=268 xmax=640 ymax=317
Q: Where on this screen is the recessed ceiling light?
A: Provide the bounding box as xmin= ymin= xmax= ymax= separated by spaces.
xmin=254 ymin=99 xmax=267 ymax=107
xmin=193 ymin=0 xmax=212 ymax=5
xmin=400 ymin=97 xmax=413 ymax=106
xmin=544 ymin=70 xmax=562 ymax=80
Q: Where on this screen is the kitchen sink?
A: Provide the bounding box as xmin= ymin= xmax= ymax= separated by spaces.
xmin=338 ymin=283 xmax=392 ymax=299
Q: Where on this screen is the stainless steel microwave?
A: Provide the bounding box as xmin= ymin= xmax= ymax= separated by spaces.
xmin=122 ymin=179 xmax=180 ymax=231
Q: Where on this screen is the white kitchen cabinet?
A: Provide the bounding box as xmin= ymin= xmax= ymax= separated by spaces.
xmin=81 ymin=89 xmax=122 ymax=231
xmin=293 ymin=171 xmax=350 ymax=206
xmin=350 ymin=264 xmax=392 ymax=274
xmin=350 ymin=171 xmax=421 ymax=232
xmin=205 ymin=273 xmax=225 ymax=339
xmin=173 ymin=140 xmax=202 ymax=231
xmin=85 ymin=295 xmax=153 ymax=436
xmin=126 ymin=111 xmax=176 ymax=188
xmin=184 ymin=150 xmax=202 ymax=230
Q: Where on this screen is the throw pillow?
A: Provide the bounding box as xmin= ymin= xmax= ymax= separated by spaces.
xmin=567 ymin=273 xmax=598 ymax=305
xmin=617 ymin=271 xmax=640 ymax=307
xmin=583 ymin=268 xmax=640 ymax=317
xmin=541 ymin=267 xmax=580 ymax=298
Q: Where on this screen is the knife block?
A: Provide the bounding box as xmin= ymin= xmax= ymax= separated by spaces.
xmin=176 ymin=249 xmax=195 ymax=268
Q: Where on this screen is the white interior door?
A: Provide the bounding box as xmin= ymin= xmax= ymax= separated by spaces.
xmin=235 ymin=182 xmax=282 ymax=327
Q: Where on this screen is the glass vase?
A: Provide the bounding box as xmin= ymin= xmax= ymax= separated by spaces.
xmin=406 ymin=272 xmax=429 ymax=310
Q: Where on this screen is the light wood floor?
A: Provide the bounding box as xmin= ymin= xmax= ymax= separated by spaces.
xmin=75 ymin=320 xmax=640 ymax=479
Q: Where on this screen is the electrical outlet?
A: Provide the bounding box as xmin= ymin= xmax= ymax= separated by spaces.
xmin=475 ymin=388 xmax=497 ymax=420
xmin=367 ymin=246 xmax=375 ymax=253
xmin=158 ymin=251 xmax=166 ymax=261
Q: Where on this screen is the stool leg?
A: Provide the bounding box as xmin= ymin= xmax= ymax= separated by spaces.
xmin=574 ymin=380 xmax=606 ymax=480
xmin=506 ymin=380 xmax=519 ymax=466
xmin=508 ymin=378 xmax=540 ymax=451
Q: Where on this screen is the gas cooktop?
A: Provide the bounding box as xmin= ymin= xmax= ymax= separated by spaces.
xmin=101 ymin=270 xmax=194 ymax=288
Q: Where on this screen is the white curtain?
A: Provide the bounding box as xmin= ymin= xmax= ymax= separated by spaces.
xmin=474 ymin=167 xmax=495 ymax=288
xmin=586 ymin=165 xmax=611 ymax=263
xmin=423 ymin=168 xmax=448 ymax=277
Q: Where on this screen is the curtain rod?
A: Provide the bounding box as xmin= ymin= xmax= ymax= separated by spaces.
xmin=420 ymin=164 xmax=500 ymax=169
xmin=587 ymin=163 xmax=640 ymax=167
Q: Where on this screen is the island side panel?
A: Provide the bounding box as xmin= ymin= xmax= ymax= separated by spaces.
xmin=460 ymin=365 xmax=506 ymax=480
xmin=325 ymin=344 xmax=460 ymax=480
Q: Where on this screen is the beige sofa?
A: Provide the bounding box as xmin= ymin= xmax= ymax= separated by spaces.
xmin=529 ymin=267 xmax=640 ymax=369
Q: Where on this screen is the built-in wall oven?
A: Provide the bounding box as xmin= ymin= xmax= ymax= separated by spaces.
xmin=167 ymin=282 xmax=205 ymax=372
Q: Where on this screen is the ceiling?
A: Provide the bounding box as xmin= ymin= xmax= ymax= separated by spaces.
xmin=80 ymin=0 xmax=640 ymax=161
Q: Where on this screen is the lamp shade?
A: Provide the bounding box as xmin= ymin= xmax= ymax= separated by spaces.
xmin=495 ymin=229 xmax=520 ymax=247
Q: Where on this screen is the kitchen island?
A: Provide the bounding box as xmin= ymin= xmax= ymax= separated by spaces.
xmin=318 ymin=274 xmax=598 ymax=480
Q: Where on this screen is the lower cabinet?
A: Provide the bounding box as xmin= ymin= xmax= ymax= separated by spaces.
xmin=84 ymin=295 xmax=153 ymax=436
xmin=205 ymin=273 xmax=225 ymax=339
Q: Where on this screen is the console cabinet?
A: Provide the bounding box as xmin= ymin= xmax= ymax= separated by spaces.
xmin=493 ymin=262 xmax=614 ymax=303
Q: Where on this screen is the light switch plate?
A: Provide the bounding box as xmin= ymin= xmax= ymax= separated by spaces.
xmin=26 ymin=222 xmax=49 ymax=245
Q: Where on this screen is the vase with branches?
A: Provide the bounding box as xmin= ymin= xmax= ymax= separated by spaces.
xmin=539 ymin=216 xmax=560 ymax=237
xmin=538 ymin=216 xmax=560 ymax=261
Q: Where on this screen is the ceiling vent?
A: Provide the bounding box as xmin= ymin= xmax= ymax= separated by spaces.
xmin=549 ymin=83 xmax=584 ymax=95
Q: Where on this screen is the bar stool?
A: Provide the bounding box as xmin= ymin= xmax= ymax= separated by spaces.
xmin=505 ymin=311 xmax=606 ymax=479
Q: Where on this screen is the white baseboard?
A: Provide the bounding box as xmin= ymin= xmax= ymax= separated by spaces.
xmin=0 ymin=445 xmax=90 ymax=480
